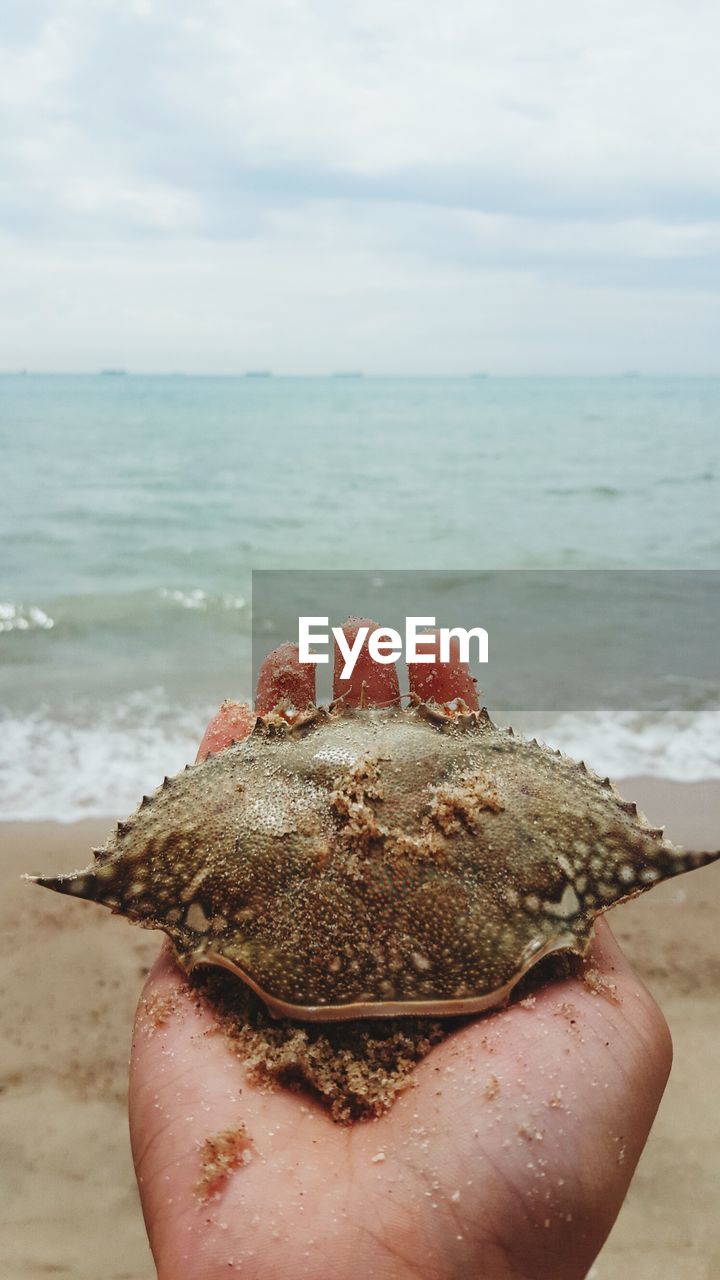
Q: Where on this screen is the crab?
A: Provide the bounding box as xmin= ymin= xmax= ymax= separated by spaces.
xmin=30 ymin=625 xmax=719 ymax=1023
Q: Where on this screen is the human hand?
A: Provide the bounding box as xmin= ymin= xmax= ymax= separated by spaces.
xmin=129 ymin=623 xmax=672 ymax=1280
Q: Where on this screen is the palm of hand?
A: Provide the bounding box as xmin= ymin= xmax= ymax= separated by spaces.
xmin=129 ymin=632 xmax=671 ymax=1280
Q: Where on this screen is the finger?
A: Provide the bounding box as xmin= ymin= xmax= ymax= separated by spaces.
xmin=196 ymin=699 xmax=256 ymax=762
xmin=255 ymin=641 xmax=316 ymax=715
xmin=332 ymin=616 xmax=401 ymax=707
xmin=407 ymin=628 xmax=479 ymax=708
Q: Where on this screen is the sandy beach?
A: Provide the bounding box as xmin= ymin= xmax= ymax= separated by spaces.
xmin=1 ymin=777 xmax=718 ymax=1280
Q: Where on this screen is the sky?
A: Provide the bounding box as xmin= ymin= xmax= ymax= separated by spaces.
xmin=1 ymin=0 xmax=720 ymax=374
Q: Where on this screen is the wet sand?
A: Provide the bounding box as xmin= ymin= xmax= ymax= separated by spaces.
xmin=1 ymin=777 xmax=718 ymax=1279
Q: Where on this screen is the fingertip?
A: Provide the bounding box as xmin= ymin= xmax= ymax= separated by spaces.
xmin=333 ymin=616 xmax=401 ymax=707
xmin=407 ymin=629 xmax=479 ymax=709
xmin=255 ymin=641 xmax=316 ymax=714
xmin=196 ymin=700 xmax=256 ymax=761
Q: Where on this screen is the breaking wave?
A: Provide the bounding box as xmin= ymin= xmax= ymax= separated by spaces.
xmin=525 ymin=707 xmax=720 ymax=783
xmin=0 ymin=694 xmax=215 ymax=823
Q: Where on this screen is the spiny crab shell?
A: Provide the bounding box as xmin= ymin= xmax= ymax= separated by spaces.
xmin=33 ymin=700 xmax=718 ymax=1021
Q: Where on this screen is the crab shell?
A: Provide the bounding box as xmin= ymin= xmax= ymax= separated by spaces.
xmin=32 ymin=702 xmax=719 ymax=1021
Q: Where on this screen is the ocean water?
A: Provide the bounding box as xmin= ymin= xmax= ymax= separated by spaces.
xmin=2 ymin=374 xmax=719 ymax=820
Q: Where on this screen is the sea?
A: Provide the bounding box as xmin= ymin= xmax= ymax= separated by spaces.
xmin=2 ymin=373 xmax=719 ymax=821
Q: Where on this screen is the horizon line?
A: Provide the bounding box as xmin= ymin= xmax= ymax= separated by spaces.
xmin=2 ymin=370 xmax=720 ymax=380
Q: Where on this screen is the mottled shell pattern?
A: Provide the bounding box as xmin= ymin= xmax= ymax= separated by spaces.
xmin=33 ymin=701 xmax=719 ymax=1020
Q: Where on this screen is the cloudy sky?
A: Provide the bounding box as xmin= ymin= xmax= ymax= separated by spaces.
xmin=2 ymin=0 xmax=720 ymax=374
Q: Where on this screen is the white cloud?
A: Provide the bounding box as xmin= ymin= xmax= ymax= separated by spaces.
xmin=3 ymin=210 xmax=718 ymax=375
xmin=1 ymin=0 xmax=720 ymax=370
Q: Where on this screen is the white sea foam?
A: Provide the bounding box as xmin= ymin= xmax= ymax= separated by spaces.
xmin=0 ymin=697 xmax=214 ymax=823
xmin=158 ymin=588 xmax=246 ymax=612
xmin=158 ymin=587 xmax=209 ymax=610
xmin=1 ymin=702 xmax=719 ymax=823
xmin=517 ymin=708 xmax=720 ymax=782
xmin=0 ymin=602 xmax=55 ymax=632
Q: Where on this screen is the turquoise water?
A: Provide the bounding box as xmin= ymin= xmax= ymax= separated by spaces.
xmin=2 ymin=374 xmax=719 ymax=816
